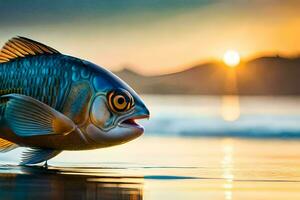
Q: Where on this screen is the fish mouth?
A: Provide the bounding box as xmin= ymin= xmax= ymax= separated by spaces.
xmin=119 ymin=115 xmax=149 ymax=129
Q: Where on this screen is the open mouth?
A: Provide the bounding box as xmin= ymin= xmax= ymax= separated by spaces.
xmin=120 ymin=115 xmax=149 ymax=128
xmin=122 ymin=118 xmax=139 ymax=126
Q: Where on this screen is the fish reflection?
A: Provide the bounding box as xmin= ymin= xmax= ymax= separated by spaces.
xmin=0 ymin=166 xmax=143 ymax=200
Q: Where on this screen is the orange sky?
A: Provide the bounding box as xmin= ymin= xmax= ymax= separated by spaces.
xmin=1 ymin=1 xmax=300 ymax=75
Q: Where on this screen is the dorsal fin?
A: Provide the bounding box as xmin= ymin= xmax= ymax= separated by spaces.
xmin=0 ymin=138 xmax=18 ymax=153
xmin=0 ymin=36 xmax=60 ymax=63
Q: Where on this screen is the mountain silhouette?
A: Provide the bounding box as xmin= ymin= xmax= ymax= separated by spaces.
xmin=115 ymin=56 xmax=300 ymax=95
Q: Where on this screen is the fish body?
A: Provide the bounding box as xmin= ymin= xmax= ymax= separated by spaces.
xmin=0 ymin=37 xmax=149 ymax=165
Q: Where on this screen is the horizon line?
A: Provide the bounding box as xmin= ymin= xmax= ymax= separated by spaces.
xmin=115 ymin=52 xmax=300 ymax=77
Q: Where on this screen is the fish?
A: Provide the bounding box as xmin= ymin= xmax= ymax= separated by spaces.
xmin=0 ymin=36 xmax=150 ymax=165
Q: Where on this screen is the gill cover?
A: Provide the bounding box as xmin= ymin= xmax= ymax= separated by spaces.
xmin=90 ymin=94 xmax=114 ymax=130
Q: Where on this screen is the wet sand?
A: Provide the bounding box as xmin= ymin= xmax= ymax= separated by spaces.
xmin=0 ymin=165 xmax=143 ymax=200
xmin=1 ymin=137 xmax=300 ymax=200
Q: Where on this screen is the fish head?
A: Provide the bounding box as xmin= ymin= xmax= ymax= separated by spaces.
xmin=83 ymin=61 xmax=150 ymax=147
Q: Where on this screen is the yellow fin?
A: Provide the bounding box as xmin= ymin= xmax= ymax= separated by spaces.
xmin=0 ymin=36 xmax=60 ymax=63
xmin=0 ymin=138 xmax=18 ymax=152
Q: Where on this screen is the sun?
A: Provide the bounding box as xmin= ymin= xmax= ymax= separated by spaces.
xmin=223 ymin=50 xmax=240 ymax=67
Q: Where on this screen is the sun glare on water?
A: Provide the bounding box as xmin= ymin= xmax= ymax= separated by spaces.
xmin=223 ymin=50 xmax=240 ymax=67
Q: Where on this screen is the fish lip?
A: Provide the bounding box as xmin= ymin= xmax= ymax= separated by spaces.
xmin=118 ymin=114 xmax=149 ymax=129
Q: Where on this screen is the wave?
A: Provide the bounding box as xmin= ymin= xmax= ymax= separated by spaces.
xmin=141 ymin=115 xmax=300 ymax=138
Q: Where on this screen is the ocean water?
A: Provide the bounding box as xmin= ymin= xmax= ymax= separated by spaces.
xmin=0 ymin=95 xmax=300 ymax=200
xmin=141 ymin=95 xmax=300 ymax=137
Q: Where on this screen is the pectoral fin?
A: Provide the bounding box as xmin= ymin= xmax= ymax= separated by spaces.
xmin=21 ymin=148 xmax=61 ymax=165
xmin=2 ymin=94 xmax=75 ymax=137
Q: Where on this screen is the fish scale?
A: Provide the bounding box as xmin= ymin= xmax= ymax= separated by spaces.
xmin=0 ymin=55 xmax=75 ymax=111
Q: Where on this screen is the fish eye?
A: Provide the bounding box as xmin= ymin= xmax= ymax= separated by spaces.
xmin=107 ymin=89 xmax=134 ymax=113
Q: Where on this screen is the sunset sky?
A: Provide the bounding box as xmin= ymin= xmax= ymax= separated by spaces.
xmin=1 ymin=0 xmax=300 ymax=75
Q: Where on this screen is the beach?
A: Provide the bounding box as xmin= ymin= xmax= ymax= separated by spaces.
xmin=1 ymin=137 xmax=300 ymax=200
